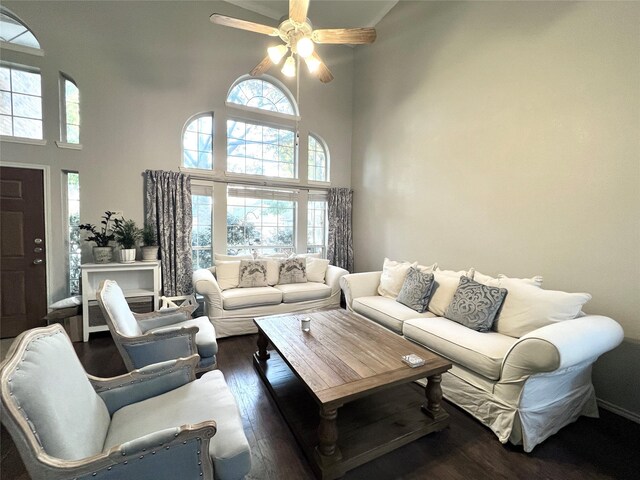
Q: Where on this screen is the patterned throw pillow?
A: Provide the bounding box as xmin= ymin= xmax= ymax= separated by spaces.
xmin=238 ymin=260 xmax=269 ymax=288
xmin=396 ymin=267 xmax=435 ymax=312
xmin=278 ymin=258 xmax=307 ymax=285
xmin=445 ymin=276 xmax=507 ymax=332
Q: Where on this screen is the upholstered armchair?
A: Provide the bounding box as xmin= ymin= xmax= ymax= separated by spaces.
xmin=0 ymin=324 xmax=251 ymax=480
xmin=96 ymin=279 xmax=217 ymax=373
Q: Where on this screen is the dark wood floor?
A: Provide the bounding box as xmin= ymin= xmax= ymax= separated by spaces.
xmin=2 ymin=332 xmax=639 ymax=480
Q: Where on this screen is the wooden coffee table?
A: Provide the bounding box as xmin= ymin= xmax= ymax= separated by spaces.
xmin=253 ymin=309 xmax=452 ymax=480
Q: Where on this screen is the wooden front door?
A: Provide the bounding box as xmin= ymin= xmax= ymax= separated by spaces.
xmin=0 ymin=167 xmax=47 ymax=338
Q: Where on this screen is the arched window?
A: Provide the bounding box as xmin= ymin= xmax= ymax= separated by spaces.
xmin=182 ymin=113 xmax=213 ymax=170
xmin=0 ymin=8 xmax=42 ymax=52
xmin=226 ymin=77 xmax=297 ymax=116
xmin=308 ymin=134 xmax=329 ymax=182
xmin=60 ymin=74 xmax=80 ymax=144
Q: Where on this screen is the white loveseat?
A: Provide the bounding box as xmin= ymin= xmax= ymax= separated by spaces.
xmin=340 ymin=267 xmax=624 ymax=452
xmin=194 ymin=258 xmax=348 ymax=338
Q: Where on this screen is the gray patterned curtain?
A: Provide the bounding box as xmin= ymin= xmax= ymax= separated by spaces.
xmin=327 ymin=188 xmax=354 ymax=272
xmin=144 ymin=170 xmax=193 ymax=296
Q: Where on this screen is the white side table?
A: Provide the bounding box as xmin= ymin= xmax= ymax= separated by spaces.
xmin=81 ymin=261 xmax=161 ymax=342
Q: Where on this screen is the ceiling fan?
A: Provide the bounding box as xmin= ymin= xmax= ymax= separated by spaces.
xmin=210 ymin=0 xmax=377 ymax=83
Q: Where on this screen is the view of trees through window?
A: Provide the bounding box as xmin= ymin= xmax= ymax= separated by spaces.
xmin=0 ymin=64 xmax=43 ymax=139
xmin=192 ymin=193 xmax=213 ymax=269
xmin=66 ymin=172 xmax=81 ymax=295
xmin=308 ymin=134 xmax=328 ymax=182
xmin=227 ymin=78 xmax=295 ymax=116
xmin=307 ymin=199 xmax=327 ymax=256
xmin=183 ymin=114 xmax=213 ymax=170
xmin=63 ymin=77 xmax=80 ymax=143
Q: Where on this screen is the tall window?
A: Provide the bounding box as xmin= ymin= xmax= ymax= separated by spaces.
xmin=227 ymin=186 xmax=296 ymax=256
xmin=0 ymin=64 xmax=42 ymax=139
xmin=307 ymin=195 xmax=328 ymax=257
xmin=61 ymin=75 xmax=80 ymax=144
xmin=65 ymin=172 xmax=81 ymax=295
xmin=0 ymin=8 xmax=41 ymax=51
xmin=308 ymin=134 xmax=329 ymax=182
xmin=183 ymin=113 xmax=213 ymax=170
xmin=227 ymin=119 xmax=295 ymax=178
xmin=227 ymin=78 xmax=296 ymax=116
xmin=191 ymin=185 xmax=213 ymax=269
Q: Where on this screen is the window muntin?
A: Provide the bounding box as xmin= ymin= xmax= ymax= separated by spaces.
xmin=0 ymin=64 xmax=42 ymax=139
xmin=227 ymin=78 xmax=295 ymax=116
xmin=227 ymin=186 xmax=295 ymax=256
xmin=227 ymin=119 xmax=296 ymax=179
xmin=191 ymin=190 xmax=213 ymax=270
xmin=0 ymin=9 xmax=41 ymax=50
xmin=62 ymin=76 xmax=80 ymax=144
xmin=65 ymin=172 xmax=81 ymax=295
xmin=308 ymin=134 xmax=329 ymax=182
xmin=307 ymin=197 xmax=328 ymax=257
xmin=183 ymin=114 xmax=213 ymax=170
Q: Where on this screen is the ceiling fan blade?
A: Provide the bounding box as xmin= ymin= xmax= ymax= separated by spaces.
xmin=312 ymin=28 xmax=377 ymax=45
xmin=250 ymin=56 xmax=273 ymax=77
xmin=210 ymin=13 xmax=279 ymax=36
xmin=289 ymin=0 xmax=310 ymax=24
xmin=310 ymin=52 xmax=334 ymax=83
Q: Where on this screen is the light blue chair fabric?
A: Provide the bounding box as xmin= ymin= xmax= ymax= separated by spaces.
xmin=96 ymin=279 xmax=217 ymax=373
xmin=0 ymin=325 xmax=251 ymax=480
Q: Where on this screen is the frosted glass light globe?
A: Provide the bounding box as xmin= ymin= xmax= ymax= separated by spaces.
xmin=296 ymin=37 xmax=314 ymax=58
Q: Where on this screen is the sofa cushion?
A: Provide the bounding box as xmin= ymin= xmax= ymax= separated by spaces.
xmin=494 ymin=279 xmax=592 ymax=338
xmin=147 ymin=316 xmax=218 ymax=359
xmin=428 ymin=269 xmax=470 ymax=316
xmin=275 ymin=282 xmax=331 ymax=303
xmin=215 ymin=261 xmax=241 ymax=290
xmin=377 ymin=258 xmax=417 ymax=299
xmin=445 ymin=276 xmax=507 ymax=332
xmin=396 ymin=267 xmax=435 ymax=313
xmin=403 ymin=317 xmax=516 ymax=380
xmin=353 ymin=296 xmax=436 ymax=334
xmin=104 ymin=370 xmax=251 ymax=480
xmin=306 ymin=258 xmax=330 ymax=283
xmin=221 ymin=287 xmax=282 ymax=310
xmin=278 ymin=258 xmax=307 ymax=284
xmin=238 ymin=260 xmax=269 ymax=288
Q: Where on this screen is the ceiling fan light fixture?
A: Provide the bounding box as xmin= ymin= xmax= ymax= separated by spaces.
xmin=267 ymin=44 xmax=288 ymax=64
xmin=296 ymin=37 xmax=314 ymax=58
xmin=282 ymin=55 xmax=296 ymax=77
xmin=304 ymin=55 xmax=321 ymax=73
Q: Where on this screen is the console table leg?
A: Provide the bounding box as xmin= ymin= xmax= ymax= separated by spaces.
xmin=256 ymin=330 xmax=270 ymax=361
xmin=318 ymin=407 xmax=339 ymax=457
xmin=422 ymin=374 xmax=448 ymax=421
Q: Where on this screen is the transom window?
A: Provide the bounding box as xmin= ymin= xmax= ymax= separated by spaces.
xmin=183 ymin=113 xmax=213 ymax=170
xmin=227 ymin=186 xmax=296 ymax=256
xmin=308 ymin=134 xmax=329 ymax=182
xmin=0 ymin=9 xmax=41 ymax=50
xmin=61 ymin=75 xmax=80 ymax=144
xmin=227 ymin=119 xmax=295 ymax=178
xmin=227 ymin=78 xmax=296 ymax=116
xmin=0 ymin=64 xmax=43 ymax=139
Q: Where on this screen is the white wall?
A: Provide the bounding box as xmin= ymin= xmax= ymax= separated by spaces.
xmin=351 ymin=2 xmax=640 ymax=416
xmin=0 ymin=1 xmax=354 ymax=301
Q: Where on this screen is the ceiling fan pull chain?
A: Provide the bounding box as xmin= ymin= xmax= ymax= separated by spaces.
xmin=296 ymin=55 xmax=301 ymax=148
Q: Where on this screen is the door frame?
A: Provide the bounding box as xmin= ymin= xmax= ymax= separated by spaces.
xmin=0 ymin=161 xmax=52 ymax=307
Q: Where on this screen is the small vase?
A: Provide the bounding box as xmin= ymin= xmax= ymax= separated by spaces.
xmin=93 ymin=246 xmax=113 ymax=263
xmin=118 ymin=248 xmax=136 ymax=263
xmin=141 ymin=245 xmax=159 ymax=262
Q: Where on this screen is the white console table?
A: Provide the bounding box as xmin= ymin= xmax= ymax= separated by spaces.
xmin=81 ymin=261 xmax=161 ymax=342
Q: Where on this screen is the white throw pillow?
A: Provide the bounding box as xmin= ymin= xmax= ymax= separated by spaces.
xmin=306 ymin=258 xmax=330 ymax=283
xmin=215 ymin=253 xmax=253 ymax=262
xmin=49 ymin=295 xmax=82 ymax=309
xmin=377 ymin=258 xmax=417 ymax=299
xmin=494 ymin=279 xmax=591 ymax=338
xmin=472 ymin=271 xmax=543 ymax=288
xmin=292 ymin=252 xmax=321 ymax=259
xmin=497 ymin=274 xmax=543 ymax=287
xmin=427 ymin=269 xmax=469 ymax=316
xmin=417 ymin=262 xmax=438 ymax=274
xmin=215 ymin=261 xmax=241 ymax=290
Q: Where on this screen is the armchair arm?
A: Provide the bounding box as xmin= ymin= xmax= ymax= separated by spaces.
xmin=340 ymin=271 xmax=382 ymax=310
xmin=193 ymin=268 xmax=223 ymax=319
xmin=325 ymin=265 xmax=349 ymax=295
xmin=90 ymin=355 xmax=199 ymax=414
xmin=31 ymin=421 xmax=216 ymax=480
xmin=501 ymin=315 xmax=624 ymax=382
xmin=119 ymin=326 xmax=199 ymax=371
xmin=135 ymin=306 xmax=193 ymax=332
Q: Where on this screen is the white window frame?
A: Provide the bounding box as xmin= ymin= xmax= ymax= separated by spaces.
xmin=308 ymin=132 xmax=330 ymax=184
xmin=181 ymin=112 xmax=215 ymax=172
xmin=226 ymin=74 xmax=300 ymax=120
xmin=191 ymin=182 xmax=214 ymax=270
xmin=307 ymin=192 xmax=328 ymax=258
xmin=0 ymin=7 xmax=44 ymax=56
xmin=0 ymin=61 xmax=45 ymax=144
xmin=56 ymin=73 xmax=82 ymax=149
xmin=63 ymin=171 xmax=81 ymax=295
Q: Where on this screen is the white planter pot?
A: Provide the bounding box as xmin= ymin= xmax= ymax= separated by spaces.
xmin=92 ymin=246 xmax=113 ymax=263
xmin=141 ymin=246 xmax=159 ymax=262
xmin=118 ymin=248 xmax=136 ymax=263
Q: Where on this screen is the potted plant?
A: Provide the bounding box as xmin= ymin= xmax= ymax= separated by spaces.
xmin=79 ymin=211 xmax=116 ymax=263
xmin=112 ymin=217 xmax=141 ymax=263
xmin=141 ymin=223 xmax=159 ymax=261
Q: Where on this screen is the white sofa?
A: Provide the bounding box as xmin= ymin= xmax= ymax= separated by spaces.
xmin=194 ymin=263 xmax=348 ymax=338
xmin=340 ymin=269 xmax=624 ymax=452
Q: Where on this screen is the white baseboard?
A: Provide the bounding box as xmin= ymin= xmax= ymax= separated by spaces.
xmin=597 ymin=398 xmax=640 ymax=424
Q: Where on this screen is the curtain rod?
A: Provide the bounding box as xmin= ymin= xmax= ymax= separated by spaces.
xmin=187 ymin=172 xmax=330 ymax=192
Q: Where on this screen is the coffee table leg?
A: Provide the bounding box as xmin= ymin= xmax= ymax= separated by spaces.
xmin=256 ymin=329 xmax=270 ymax=361
xmin=317 ymin=407 xmax=339 ymax=458
xmin=422 ymin=374 xmax=448 ymax=421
